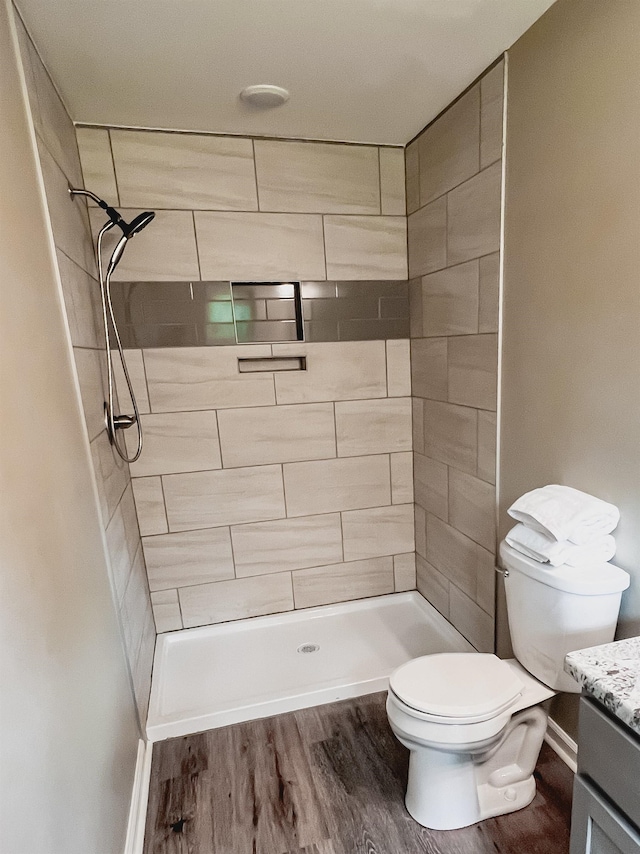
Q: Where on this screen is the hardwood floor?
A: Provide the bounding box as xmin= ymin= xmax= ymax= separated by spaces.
xmin=144 ymin=693 xmax=573 ymax=854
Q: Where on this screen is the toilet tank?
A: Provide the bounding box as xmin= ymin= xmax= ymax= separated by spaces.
xmin=499 ymin=542 xmax=630 ymax=693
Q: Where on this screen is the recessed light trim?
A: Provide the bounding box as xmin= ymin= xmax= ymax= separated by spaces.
xmin=239 ymin=84 xmax=290 ymax=108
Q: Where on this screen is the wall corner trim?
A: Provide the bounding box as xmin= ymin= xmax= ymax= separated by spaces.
xmin=545 ymin=716 xmax=577 ymax=774
xmin=124 ymin=739 xmax=153 ymax=854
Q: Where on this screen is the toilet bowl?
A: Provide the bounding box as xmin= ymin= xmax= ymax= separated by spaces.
xmin=386 ymin=654 xmax=553 ymax=830
xmin=387 ymin=541 xmax=630 ymax=831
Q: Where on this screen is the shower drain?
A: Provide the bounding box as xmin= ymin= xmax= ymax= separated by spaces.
xmin=297 ymin=643 xmax=320 ymax=654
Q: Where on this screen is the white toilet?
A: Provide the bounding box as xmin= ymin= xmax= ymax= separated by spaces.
xmin=386 ymin=540 xmax=630 ymax=830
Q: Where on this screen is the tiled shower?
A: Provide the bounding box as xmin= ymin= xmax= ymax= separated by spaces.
xmin=15 ymin=4 xmax=503 ymax=725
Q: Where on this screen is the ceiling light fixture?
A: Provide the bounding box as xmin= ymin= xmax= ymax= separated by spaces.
xmin=239 ymin=84 xmax=290 ymax=108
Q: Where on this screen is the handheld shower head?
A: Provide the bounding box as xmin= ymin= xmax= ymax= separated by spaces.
xmin=106 ymin=211 xmax=155 ymax=276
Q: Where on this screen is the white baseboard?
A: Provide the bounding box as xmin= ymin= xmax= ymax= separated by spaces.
xmin=545 ymin=716 xmax=577 ymax=773
xmin=124 ymin=739 xmax=153 ymax=854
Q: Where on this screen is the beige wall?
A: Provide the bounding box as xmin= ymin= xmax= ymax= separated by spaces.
xmin=14 ymin=11 xmax=155 ymax=723
xmin=406 ymin=62 xmax=504 ymax=652
xmin=0 ymin=3 xmax=140 ymax=852
xmin=77 ymin=128 xmax=414 ymax=629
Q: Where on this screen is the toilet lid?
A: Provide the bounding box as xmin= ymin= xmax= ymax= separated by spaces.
xmin=389 ymin=653 xmax=524 ymax=719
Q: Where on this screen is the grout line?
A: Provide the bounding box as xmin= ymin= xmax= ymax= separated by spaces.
xmin=338 ymin=512 xmax=345 ymax=562
xmin=226 ymin=525 xmax=238 ymax=580
xmin=106 ymin=129 xmax=121 ymax=206
xmin=280 ymin=463 xmax=289 ymax=518
xmin=377 ymin=147 xmax=383 ymax=215
xmin=251 ymin=139 xmax=261 ymax=211
xmin=320 ymin=215 xmax=328 ymax=280
xmin=192 ymin=211 xmax=203 ymax=281
xmin=158 ymin=475 xmax=170 ymax=532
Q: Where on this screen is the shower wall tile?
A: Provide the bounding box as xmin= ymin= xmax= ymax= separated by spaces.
xmin=413 ymin=452 xmax=448 ymax=522
xmin=418 ymin=86 xmax=480 ymax=207
xmin=416 ymin=555 xmax=450 ymax=619
xmin=76 ymin=127 xmax=119 ymax=206
xmin=324 ymin=216 xmax=407 ymax=280
xmin=292 ymin=556 xmax=394 ymax=609
xmin=111 ymin=130 xmax=258 ymax=210
xmin=421 ymin=261 xmax=479 ymax=337
xmin=446 ymin=162 xmax=502 ymax=266
xmin=115 ymin=350 xmax=150 ymax=415
xmin=56 ymin=251 xmax=102 ymax=350
xmin=334 ymin=397 xmax=411 ymax=456
xmin=425 ymin=514 xmax=477 ymax=600
xmin=448 ymin=468 xmax=496 ymax=552
xmin=217 ymin=403 xmax=336 ymax=468
xmin=422 ymin=399 xmax=477 ymax=475
xmin=390 ymin=451 xmax=414 ymax=504
xmin=273 ymin=341 xmax=387 ymax=403
xmin=254 ymin=139 xmax=379 ymax=214
xmin=144 ymin=345 xmax=275 ymax=411
xmin=195 ymin=212 xmax=326 ymax=281
xmin=121 ymin=547 xmax=152 ymax=660
xmin=480 ymin=61 xmax=505 ymax=169
xmin=105 ymin=484 xmax=142 ymax=604
xmin=142 ymin=527 xmax=234 ymax=591
xmin=447 ymin=333 xmax=498 ymax=411
xmin=74 ymin=347 xmax=107 ymax=442
xmin=386 ymin=339 xmax=411 ymax=396
xmin=478 ymin=252 xmax=500 ymax=334
xmin=405 ymin=140 xmax=420 ymax=215
xmin=127 ymin=411 xmax=221 ymax=477
xmin=283 ymin=455 xmax=390 ymax=517
xmin=231 ymin=514 xmax=343 ymax=577
xmin=477 ymin=410 xmax=497 ymax=485
xmin=90 ymin=208 xmax=200 ymax=282
xmin=393 ymin=553 xmax=416 ymax=592
xmin=342 ymin=504 xmax=414 ymax=561
xmin=179 ymin=572 xmax=294 ymax=628
xmin=407 ymin=196 xmax=447 ymax=279
xmin=131 ymin=607 xmax=156 ymax=723
xmin=151 ymin=589 xmax=183 ymax=633
xmin=410 ymin=338 xmax=448 ymax=402
xmin=476 ymin=545 xmax=496 ymax=617
xmin=379 ymin=147 xmax=406 ymax=216
xmin=90 ymin=429 xmax=129 ymax=526
xmin=132 ymin=477 xmax=168 ymax=536
xmin=449 ymin=583 xmax=494 ymax=652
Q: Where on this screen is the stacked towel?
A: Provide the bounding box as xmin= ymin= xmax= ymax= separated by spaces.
xmin=505 ymin=523 xmax=616 ymax=567
xmin=506 ymin=485 xmax=619 ymax=567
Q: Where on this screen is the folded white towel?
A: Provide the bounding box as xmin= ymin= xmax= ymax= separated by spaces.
xmin=508 ymin=485 xmax=619 ymax=545
xmin=505 ymin=524 xmax=616 ymax=567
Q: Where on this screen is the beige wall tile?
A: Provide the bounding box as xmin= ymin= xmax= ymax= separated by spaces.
xmin=411 ymin=338 xmax=447 ymax=401
xmin=144 ymin=345 xmax=275 ymax=412
xmin=426 ymin=514 xmax=477 ymax=598
xmin=391 ymin=451 xmax=414 ymax=504
xmin=379 ymin=148 xmax=406 ymax=215
xmin=405 ymin=140 xmax=420 ymax=215
xmin=477 ymin=410 xmax=497 ymax=485
xmin=293 ymin=556 xmax=393 ymax=609
xmin=151 ymin=589 xmax=183 ymax=633
xmin=394 ymin=553 xmax=416 ymax=592
xmin=254 ymin=139 xmax=379 ymax=214
xmin=409 ymin=277 xmax=424 ymax=338
xmin=412 ymin=397 xmax=425 ymax=456
xmin=121 ymin=546 xmax=151 ymax=661
xmin=407 ymin=197 xmax=447 ymax=278
xmin=128 ymin=411 xmax=221 ymax=477
xmin=423 ymin=399 xmax=477 ymax=474
xmin=416 ymin=554 xmax=450 ymax=618
xmin=218 ymin=403 xmax=335 ymax=468
xmin=476 ymin=545 xmax=496 ymax=617
xmin=116 ymin=350 xmax=150 ymax=415
xmin=111 ymin=130 xmax=257 ymax=210
xmin=231 ymin=514 xmax=343 ymax=577
xmin=76 ymin=127 xmax=119 ymax=206
xmin=38 ymin=141 xmax=95 ymax=276
xmin=447 ymin=161 xmax=501 ymax=265
xmin=90 ymin=429 xmax=128 ymax=526
xmin=448 ymin=469 xmax=496 ymax=552
xmin=478 ymin=252 xmax=500 ymax=333
xmin=90 ymin=208 xmax=200 ymax=282
xmin=414 ymin=453 xmax=448 ymax=521
xmin=386 ymin=339 xmax=411 ymax=397
xmin=449 ymin=584 xmax=494 ymax=652
xmin=179 ymin=572 xmax=294 ymax=627
xmin=143 ymin=527 xmax=234 ymax=590
xmin=195 ymin=211 xmax=325 ymax=280
xmin=342 ymin=504 xmax=414 ymax=561
xmin=414 ymin=504 xmax=426 ymax=559
xmin=74 ymin=348 xmax=106 ymax=442
xmin=56 ymin=251 xmax=101 ymax=350
xmin=273 ymin=341 xmax=386 ymax=404
xmin=335 ymin=398 xmax=411 ymax=457
xmin=448 ymin=334 xmax=498 ymax=410
xmin=324 ymin=216 xmax=407 ymax=280
xmin=14 ymin=15 xmax=39 ymax=126
xmin=480 ymin=61 xmax=504 ymax=169
xmin=105 ymin=485 xmax=140 ymax=603
xmin=284 ymin=455 xmax=390 ymax=517
xmin=132 ymin=476 xmax=168 ymax=536
xmin=419 ymin=86 xmax=480 ymax=206
xmin=422 ymin=261 xmax=479 ymax=337
xmin=163 ymin=465 xmax=285 ymax=531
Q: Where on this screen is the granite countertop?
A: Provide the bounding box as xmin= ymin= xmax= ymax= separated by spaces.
xmin=565 ymin=637 xmax=640 ymax=735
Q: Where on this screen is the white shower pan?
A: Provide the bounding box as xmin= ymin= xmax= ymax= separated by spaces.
xmin=146 ymin=591 xmax=474 ymax=742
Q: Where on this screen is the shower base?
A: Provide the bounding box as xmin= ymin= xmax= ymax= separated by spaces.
xmin=146 ymin=591 xmax=473 ymax=742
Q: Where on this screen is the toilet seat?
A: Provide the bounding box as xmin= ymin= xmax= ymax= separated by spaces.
xmin=389 ymin=653 xmax=524 ymax=724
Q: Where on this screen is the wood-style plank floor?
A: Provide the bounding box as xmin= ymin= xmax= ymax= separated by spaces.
xmin=144 ymin=693 xmax=573 ymax=854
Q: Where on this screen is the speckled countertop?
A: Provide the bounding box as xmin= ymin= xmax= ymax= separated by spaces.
xmin=565 ymin=637 xmax=640 ymax=735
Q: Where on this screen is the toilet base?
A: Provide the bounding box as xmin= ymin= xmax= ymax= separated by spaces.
xmin=402 ymin=705 xmax=548 ymax=830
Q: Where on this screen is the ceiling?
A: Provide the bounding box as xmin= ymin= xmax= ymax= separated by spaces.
xmin=17 ymin=0 xmax=556 ymax=146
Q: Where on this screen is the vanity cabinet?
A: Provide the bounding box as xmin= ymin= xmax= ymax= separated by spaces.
xmin=570 ymin=696 xmax=640 ymax=854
